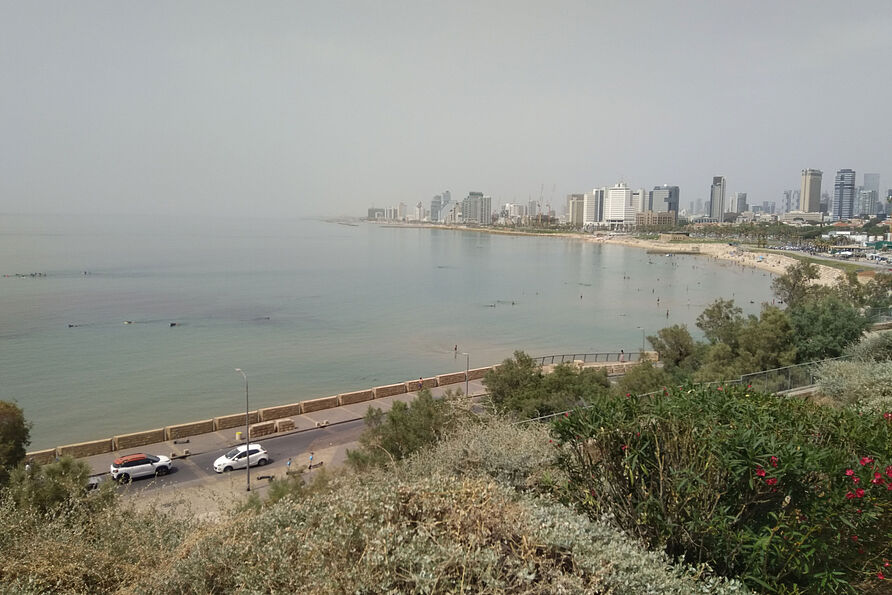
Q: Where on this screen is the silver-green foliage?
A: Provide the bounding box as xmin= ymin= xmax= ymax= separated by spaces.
xmin=844 ymin=329 xmax=892 ymax=362
xmin=816 ymin=359 xmax=892 ymax=413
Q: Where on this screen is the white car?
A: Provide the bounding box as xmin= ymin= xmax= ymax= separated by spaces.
xmin=110 ymin=453 xmax=173 ymax=482
xmin=213 ymin=443 xmax=269 ymax=473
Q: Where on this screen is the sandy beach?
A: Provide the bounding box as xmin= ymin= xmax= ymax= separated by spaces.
xmin=588 ymin=235 xmax=846 ymax=286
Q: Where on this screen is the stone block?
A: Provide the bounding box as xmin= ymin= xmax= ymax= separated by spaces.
xmin=58 ymin=438 xmax=114 ymax=459
xmin=276 ymin=419 xmax=296 ymax=433
xmin=467 ymin=366 xmax=491 ymax=381
xmin=259 ymin=402 xmax=303 ymax=422
xmin=437 ymin=371 xmax=466 ymax=386
xmin=300 ymin=395 xmax=339 ymax=413
xmin=339 ymin=389 xmax=374 ymax=406
xmin=215 ymin=411 xmax=260 ymax=431
xmin=373 ymin=383 xmax=407 ymax=399
xmin=25 ymin=448 xmax=57 ymax=464
xmin=250 ymin=421 xmax=277 ymax=438
xmin=114 ymin=428 xmax=166 ymax=450
xmin=166 ymin=419 xmax=214 ymax=440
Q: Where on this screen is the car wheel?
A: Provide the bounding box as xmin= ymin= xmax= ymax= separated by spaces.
xmin=118 ymin=473 xmax=130 ymax=483
xmin=155 ymin=466 xmax=169 ymax=476
xmin=223 ymin=466 xmax=233 ymax=473
xmin=257 ymin=458 xmax=268 ymax=466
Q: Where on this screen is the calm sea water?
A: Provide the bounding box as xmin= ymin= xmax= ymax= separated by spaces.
xmin=1 ymin=214 xmax=775 ymax=449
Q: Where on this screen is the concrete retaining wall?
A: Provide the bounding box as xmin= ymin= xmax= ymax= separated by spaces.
xmin=26 ymin=448 xmax=57 ymax=464
xmin=250 ymin=421 xmax=277 ymax=438
xmin=301 ymin=395 xmax=339 ymax=413
xmin=339 ymin=389 xmax=374 ymax=406
xmin=58 ymin=438 xmax=114 ymax=459
xmin=259 ymin=402 xmax=303 ymax=422
xmin=167 ymin=419 xmax=214 ymax=440
xmin=115 ymin=428 xmax=166 ymax=451
xmin=437 ymin=371 xmax=466 ymax=385
xmin=373 ymin=383 xmax=407 ymax=399
xmin=215 ymin=411 xmax=260 ymax=431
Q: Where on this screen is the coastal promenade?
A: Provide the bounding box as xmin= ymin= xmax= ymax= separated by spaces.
xmin=32 ymin=353 xmax=655 ymax=479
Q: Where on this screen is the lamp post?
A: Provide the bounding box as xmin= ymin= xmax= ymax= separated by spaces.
xmin=234 ymin=368 xmax=250 ymax=492
xmin=636 ymin=326 xmax=645 ymax=352
xmin=461 ymin=352 xmax=470 ymax=396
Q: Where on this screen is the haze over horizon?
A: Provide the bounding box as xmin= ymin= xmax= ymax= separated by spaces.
xmin=2 ymin=1 xmax=890 ymax=219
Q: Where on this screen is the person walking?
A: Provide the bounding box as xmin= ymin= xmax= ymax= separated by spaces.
xmin=308 ymin=451 xmax=314 ymax=469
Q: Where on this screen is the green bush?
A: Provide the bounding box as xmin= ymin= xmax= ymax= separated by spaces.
xmin=0 ymin=400 xmax=30 ymax=486
xmin=552 ymin=384 xmax=892 ymax=594
xmin=484 ymin=351 xmax=610 ymax=419
xmin=346 ymin=389 xmax=472 ymax=470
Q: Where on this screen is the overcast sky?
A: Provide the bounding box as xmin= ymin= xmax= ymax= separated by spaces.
xmin=2 ymin=1 xmax=890 ymax=218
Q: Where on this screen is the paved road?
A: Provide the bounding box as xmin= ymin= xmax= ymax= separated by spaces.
xmin=113 ymin=418 xmax=366 ymax=494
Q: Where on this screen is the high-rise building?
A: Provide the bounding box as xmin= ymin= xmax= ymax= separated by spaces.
xmin=583 ymin=189 xmax=604 ymax=225
xmin=862 ymin=173 xmax=880 ymax=216
xmin=650 ymin=185 xmax=680 ymax=214
xmin=430 ymin=195 xmax=442 ymax=222
xmin=567 ymin=194 xmax=585 ymax=227
xmin=709 ymin=176 xmax=726 ymax=220
xmin=694 ymin=199 xmax=703 ymax=215
xmin=800 ymin=169 xmax=822 ymax=213
xmin=731 ymin=192 xmax=748 ymax=213
xmin=603 ymin=182 xmax=637 ymax=227
xmin=832 ymin=169 xmax=856 ymax=220
xmin=462 ymin=192 xmax=491 ymax=224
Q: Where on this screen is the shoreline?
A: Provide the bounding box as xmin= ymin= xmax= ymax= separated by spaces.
xmin=390 ymin=223 xmax=846 ymax=286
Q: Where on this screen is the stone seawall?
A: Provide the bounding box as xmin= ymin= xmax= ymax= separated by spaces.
xmin=26 ymin=360 xmax=620 ymax=461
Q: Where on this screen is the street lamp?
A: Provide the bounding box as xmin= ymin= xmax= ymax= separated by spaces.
xmin=636 ymin=327 xmax=645 ymax=352
xmin=234 ymin=368 xmax=250 ymax=492
xmin=461 ymin=352 xmax=470 ymax=396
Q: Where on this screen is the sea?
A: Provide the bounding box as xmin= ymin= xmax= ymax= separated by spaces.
xmin=1 ymin=214 xmax=776 ymax=450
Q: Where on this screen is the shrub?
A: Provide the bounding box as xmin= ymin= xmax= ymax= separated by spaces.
xmin=346 ymin=389 xmax=472 ymax=470
xmin=553 ymin=384 xmax=892 ymax=594
xmin=845 ymin=330 xmax=892 ymax=362
xmin=0 ymin=401 xmax=30 ymax=486
xmin=484 ymin=351 xmax=610 ymax=419
xmin=817 ymin=359 xmax=892 ymax=414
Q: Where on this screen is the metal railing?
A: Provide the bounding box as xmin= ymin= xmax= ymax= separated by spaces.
xmin=516 ymin=355 xmax=850 ymax=425
xmin=530 ymin=351 xmax=647 ymax=366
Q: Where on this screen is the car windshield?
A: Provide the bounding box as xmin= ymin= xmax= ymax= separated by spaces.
xmin=224 ymin=448 xmax=241 ymax=459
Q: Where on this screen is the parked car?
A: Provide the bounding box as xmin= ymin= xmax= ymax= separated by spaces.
xmin=213 ymin=443 xmax=269 ymax=473
xmin=110 ymin=453 xmax=173 ymax=482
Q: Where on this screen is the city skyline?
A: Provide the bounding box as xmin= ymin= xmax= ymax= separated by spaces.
xmin=2 ymin=2 xmax=891 ymax=218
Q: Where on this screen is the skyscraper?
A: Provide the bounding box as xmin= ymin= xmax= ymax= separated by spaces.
xmin=603 ymin=182 xmax=636 ymax=227
xmin=731 ymin=192 xmax=747 ymax=213
xmin=430 ymin=195 xmax=442 ymax=222
xmin=709 ymin=176 xmax=726 ymax=220
xmin=583 ymin=189 xmax=604 ymax=225
xmin=863 ymin=173 xmax=880 ymax=216
xmin=567 ymin=194 xmax=585 ymax=227
xmin=649 ymin=185 xmax=680 ymax=214
xmin=832 ymin=169 xmax=856 ymax=220
xmin=800 ymin=169 xmax=822 ymax=213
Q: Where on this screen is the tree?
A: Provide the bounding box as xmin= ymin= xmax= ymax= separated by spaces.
xmin=771 ymin=261 xmax=819 ymax=307
xmin=0 ymin=401 xmax=31 ymax=486
xmin=789 ymin=294 xmax=870 ymax=362
xmin=696 ymin=299 xmax=744 ymax=348
xmin=647 ymin=324 xmax=698 ymax=373
xmin=5 ymin=456 xmax=115 ymax=513
xmin=735 ymin=306 xmax=797 ymax=372
xmin=613 ymin=361 xmax=674 ymax=397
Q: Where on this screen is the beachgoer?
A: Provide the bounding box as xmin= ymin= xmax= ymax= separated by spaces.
xmin=454 ymin=345 xmax=458 ymax=359
xmin=308 ymin=452 xmax=314 ymax=469
xmin=619 ymin=349 xmax=625 ymax=362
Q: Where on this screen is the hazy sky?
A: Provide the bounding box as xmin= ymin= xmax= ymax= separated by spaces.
xmin=2 ymin=1 xmax=891 ymax=218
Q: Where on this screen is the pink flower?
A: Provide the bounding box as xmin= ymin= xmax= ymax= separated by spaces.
xmin=855 ymin=488 xmax=865 ymax=498
xmin=878 ymin=572 xmax=885 ymax=580
xmin=755 ymin=466 xmax=766 ymax=477
xmin=717 ymin=386 xmax=723 ymax=391
xmin=845 ymin=469 xmax=855 ymax=476
xmin=852 ymin=535 xmax=858 ymax=542
xmin=766 ymin=477 xmax=778 ymax=486
xmin=846 ymin=491 xmax=855 ymax=499
xmin=770 ymin=456 xmax=778 ymax=468
xmin=872 ymin=472 xmax=883 ymax=485
xmin=621 ymin=444 xmax=628 ymax=452
xmin=853 ymin=477 xmax=860 ymax=484
xmin=860 ymin=456 xmax=874 ymax=466
xmin=885 ymin=465 xmax=892 ymax=479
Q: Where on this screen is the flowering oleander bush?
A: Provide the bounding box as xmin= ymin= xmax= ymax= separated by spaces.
xmin=553 ymin=384 xmax=892 ymax=594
